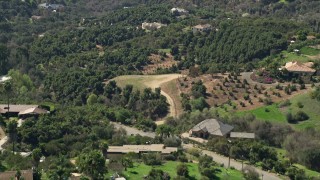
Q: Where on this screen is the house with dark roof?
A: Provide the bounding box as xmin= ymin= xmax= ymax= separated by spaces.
xmin=189 ymin=119 xmax=234 ymax=139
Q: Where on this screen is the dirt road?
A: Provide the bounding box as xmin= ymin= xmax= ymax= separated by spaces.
xmin=112 ymin=74 xmax=184 ymax=119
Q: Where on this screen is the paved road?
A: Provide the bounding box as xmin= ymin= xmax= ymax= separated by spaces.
xmin=111 ymin=122 xmax=156 ymax=138
xmin=183 ymin=144 xmax=281 ymax=180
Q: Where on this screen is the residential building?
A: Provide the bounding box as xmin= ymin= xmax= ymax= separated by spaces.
xmin=189 ymin=119 xmax=234 ymax=138
xmin=106 ymin=144 xmax=178 ymax=159
xmin=280 ymin=61 xmax=316 ymax=75
xmin=171 ymin=8 xmax=189 ymax=16
xmin=192 ymin=24 xmax=212 ymax=33
xmin=38 ymin=3 xmax=64 ymax=10
xmin=0 ymin=104 xmax=49 ymax=117
xmin=142 ymin=22 xmax=167 ymax=31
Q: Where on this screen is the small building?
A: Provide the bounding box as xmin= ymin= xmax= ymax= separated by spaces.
xmin=142 ymin=22 xmax=167 ymax=31
xmin=280 ymin=61 xmax=316 ymax=75
xmin=192 ymin=24 xmax=212 ymax=33
xmin=0 ymin=170 xmax=33 ymax=180
xmin=0 ymin=104 xmax=48 ymax=117
xmin=189 ymin=119 xmax=234 ymax=139
xmin=0 ymin=76 xmax=11 ymax=83
xmin=106 ymin=144 xmax=178 ymax=159
xmin=171 ymin=8 xmax=189 ymax=16
xmin=38 ymin=3 xmax=64 ymax=11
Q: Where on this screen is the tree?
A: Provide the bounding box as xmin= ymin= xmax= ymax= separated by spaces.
xmin=156 ymin=124 xmax=173 ymax=140
xmin=121 ymin=157 xmax=133 ymax=171
xmin=0 ymin=44 xmax=10 ymax=75
xmin=176 ymin=163 xmax=189 ymax=177
xmin=7 ymin=120 xmax=17 ymax=153
xmin=87 ymin=94 xmax=98 ymax=105
xmin=146 ymin=169 xmax=170 ymax=180
xmin=243 ymin=166 xmax=259 ymax=180
xmin=32 ymin=148 xmax=42 ymax=167
xmin=77 ymin=150 xmax=106 ymax=179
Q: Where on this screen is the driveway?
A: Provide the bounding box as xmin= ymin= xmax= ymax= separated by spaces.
xmin=183 ymin=143 xmax=281 ymax=180
xmin=111 ymin=122 xmax=156 ymax=138
xmin=112 ymin=123 xmax=282 ymax=180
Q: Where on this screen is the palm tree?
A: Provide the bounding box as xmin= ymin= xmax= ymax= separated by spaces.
xmin=7 ymin=120 xmax=17 ymax=153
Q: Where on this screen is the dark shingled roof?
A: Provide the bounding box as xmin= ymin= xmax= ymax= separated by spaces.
xmin=191 ymin=119 xmax=234 ymax=136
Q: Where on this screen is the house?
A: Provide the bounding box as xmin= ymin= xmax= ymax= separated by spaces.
xmin=142 ymin=22 xmax=167 ymax=31
xmin=0 ymin=76 xmax=11 ymax=83
xmin=106 ymin=144 xmax=178 ymax=159
xmin=192 ymin=24 xmax=212 ymax=33
xmin=38 ymin=3 xmax=64 ymax=10
xmin=0 ymin=104 xmax=48 ymax=117
xmin=280 ymin=61 xmax=316 ymax=82
xmin=171 ymin=8 xmax=189 ymax=16
xmin=189 ymin=119 xmax=234 ymax=139
xmin=0 ymin=170 xmax=33 ymax=180
xmin=280 ymin=61 xmax=316 ymax=75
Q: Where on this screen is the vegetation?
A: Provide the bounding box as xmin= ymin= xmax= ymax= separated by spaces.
xmin=0 ymin=0 xmax=320 ymax=179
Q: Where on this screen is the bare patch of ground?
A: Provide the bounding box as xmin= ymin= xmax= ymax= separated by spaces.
xmin=142 ymin=53 xmax=178 ymax=75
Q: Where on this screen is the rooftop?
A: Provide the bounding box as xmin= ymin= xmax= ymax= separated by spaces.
xmin=191 ymin=119 xmax=234 ymax=136
xmin=282 ymin=61 xmax=316 ymax=73
xmin=18 ymin=107 xmax=49 ymax=115
xmin=193 ymin=24 xmax=212 ymax=29
xmin=108 ymin=144 xmax=178 ymax=154
xmin=0 ymin=104 xmax=39 ymax=113
xmin=230 ymin=132 xmax=255 ymax=139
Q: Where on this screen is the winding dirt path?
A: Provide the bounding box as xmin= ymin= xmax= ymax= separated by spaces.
xmin=112 ymin=74 xmax=185 ymax=123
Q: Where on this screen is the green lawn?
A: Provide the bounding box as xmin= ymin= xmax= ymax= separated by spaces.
xmin=238 ymin=91 xmax=320 ymax=130
xmin=280 ymin=51 xmax=311 ymax=63
xmin=158 ymin=49 xmax=171 ymax=53
xmin=285 ymin=92 xmax=320 ymax=130
xmin=238 ymin=104 xmax=286 ymax=123
xmin=122 ymin=161 xmax=244 ymax=180
xmin=300 ymin=47 xmax=320 ymax=56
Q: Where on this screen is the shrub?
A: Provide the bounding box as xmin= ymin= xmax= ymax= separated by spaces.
xmin=142 ymin=153 xmax=162 ymax=165
xmin=263 ymin=98 xmax=272 ymax=105
xmin=278 ymin=99 xmax=291 ymax=108
xmin=296 ymin=102 xmax=304 ymax=108
xmin=286 ymin=112 xmax=296 ymax=124
xmin=265 ymin=108 xmax=270 ymax=112
xmin=294 ymin=111 xmax=309 ymax=121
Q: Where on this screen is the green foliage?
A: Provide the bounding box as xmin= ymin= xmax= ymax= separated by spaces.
xmin=146 ymin=169 xmax=171 ymax=180
xmin=142 ymin=153 xmax=162 ymax=166
xmin=190 ymin=97 xmax=208 ymax=111
xmin=191 ymin=80 xmax=207 ymax=98
xmin=0 ymin=44 xmax=10 ymax=75
xmin=77 ymin=150 xmax=106 ymax=179
xmin=87 ymin=93 xmax=98 ymax=105
xmin=176 ymin=163 xmax=189 ymax=177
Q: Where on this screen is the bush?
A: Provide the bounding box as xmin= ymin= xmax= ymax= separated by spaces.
xmin=278 ymin=100 xmax=291 ymax=108
xmin=294 ymin=111 xmax=309 ymax=121
xmin=286 ymin=112 xmax=296 ymax=124
xmin=187 ymin=148 xmax=201 ymax=157
xmin=263 ymin=98 xmax=272 ymax=105
xmin=296 ymin=102 xmax=304 ymax=108
xmin=142 ymin=153 xmax=162 ymax=165
xmin=177 ymin=164 xmax=189 ymax=177
xmin=243 ymin=166 xmax=259 ymax=180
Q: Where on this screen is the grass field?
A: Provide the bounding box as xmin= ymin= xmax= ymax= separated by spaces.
xmin=122 ymin=161 xmax=244 ymax=180
xmin=280 ymin=51 xmax=311 ymax=63
xmin=238 ymin=91 xmax=320 ymax=130
xmin=300 ymin=47 xmax=320 ymax=56
xmin=237 ymin=104 xmax=286 ymax=123
xmin=158 ymin=49 xmax=171 ymax=53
